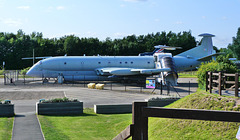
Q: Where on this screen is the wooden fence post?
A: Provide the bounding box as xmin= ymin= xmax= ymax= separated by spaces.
xmin=132 ymin=102 xmax=148 ymax=140
xmin=235 ymin=73 xmax=239 ymax=97
xmin=209 ymin=72 xmax=212 ymax=93
xmin=206 ymin=71 xmax=208 ymax=91
xmin=218 ymin=72 xmax=222 ymax=96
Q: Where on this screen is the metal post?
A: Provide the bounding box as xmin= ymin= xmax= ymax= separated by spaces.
xmin=84 ymin=75 xmax=85 ymax=87
xmin=72 ymin=75 xmax=74 ymax=86
xmin=4 ymin=73 xmax=6 ymax=85
xmin=235 ymin=73 xmax=239 ymax=97
xmin=125 ymin=83 xmax=127 ymax=92
xmin=111 ymin=82 xmax=112 ymax=90
xmin=160 ymin=80 xmax=163 ymax=95
xmin=167 ymin=81 xmax=170 ymax=95
xmin=24 ymin=74 xmax=25 ymax=85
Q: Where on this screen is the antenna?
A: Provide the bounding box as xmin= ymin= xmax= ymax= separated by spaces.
xmin=33 ymin=49 xmax=35 ymax=65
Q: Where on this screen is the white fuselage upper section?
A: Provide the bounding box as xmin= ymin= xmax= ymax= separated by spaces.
xmin=27 ymin=55 xmax=200 ymax=80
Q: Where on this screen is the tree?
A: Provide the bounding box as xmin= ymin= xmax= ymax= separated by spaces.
xmin=228 ymin=27 xmax=240 ymax=59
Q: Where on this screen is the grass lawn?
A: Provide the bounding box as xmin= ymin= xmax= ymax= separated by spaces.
xmin=38 ymin=90 xmax=240 ymax=139
xmin=0 ymin=117 xmax=14 ymax=140
xmin=38 ymin=108 xmax=132 ymax=140
xmin=148 ymin=90 xmax=240 ymax=139
xmin=178 ymin=71 xmax=197 ymax=78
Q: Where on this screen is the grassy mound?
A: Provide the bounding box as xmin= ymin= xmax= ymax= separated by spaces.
xmin=149 ymin=90 xmax=240 ymax=140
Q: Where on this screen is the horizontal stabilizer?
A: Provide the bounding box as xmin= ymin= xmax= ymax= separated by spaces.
xmin=22 ymin=56 xmax=52 ymax=60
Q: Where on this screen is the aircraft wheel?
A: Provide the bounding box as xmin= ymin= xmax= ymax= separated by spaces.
xmin=43 ymin=78 xmax=48 ymax=83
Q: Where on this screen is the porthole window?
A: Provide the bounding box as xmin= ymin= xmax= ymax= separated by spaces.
xmin=98 ymin=62 xmax=101 ymax=64
xmin=64 ymin=62 xmax=67 ymax=65
xmin=120 ymin=62 xmax=122 ymax=64
xmin=125 ymin=62 xmax=127 ymax=64
xmin=147 ymin=62 xmax=150 ymax=64
xmin=131 ymin=62 xmax=133 ymax=64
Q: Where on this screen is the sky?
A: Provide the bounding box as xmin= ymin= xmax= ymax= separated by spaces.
xmin=0 ymin=0 xmax=240 ymax=49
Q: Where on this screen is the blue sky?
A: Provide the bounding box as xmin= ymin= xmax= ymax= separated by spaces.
xmin=0 ymin=0 xmax=239 ymax=49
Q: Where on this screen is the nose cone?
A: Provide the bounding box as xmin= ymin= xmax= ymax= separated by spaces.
xmin=26 ymin=62 xmax=42 ymax=77
xmin=26 ymin=66 xmax=38 ymax=77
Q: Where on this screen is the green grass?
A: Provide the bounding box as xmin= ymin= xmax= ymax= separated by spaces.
xmin=38 ymin=90 xmax=240 ymax=140
xmin=0 ymin=117 xmax=14 ymax=140
xmin=148 ymin=90 xmax=240 ymax=140
xmin=38 ymin=108 xmax=132 ymax=140
xmin=178 ymin=71 xmax=197 ymax=78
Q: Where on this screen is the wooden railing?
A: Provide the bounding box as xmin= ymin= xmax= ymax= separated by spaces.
xmin=206 ymin=72 xmax=239 ymax=97
xmin=113 ymin=102 xmax=240 ymax=140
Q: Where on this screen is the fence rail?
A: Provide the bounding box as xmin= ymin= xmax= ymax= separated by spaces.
xmin=113 ymin=102 xmax=240 ymax=140
xmin=206 ymin=71 xmax=239 ymax=97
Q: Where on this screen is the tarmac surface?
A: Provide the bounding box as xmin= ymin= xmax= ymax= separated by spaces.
xmin=0 ymin=77 xmax=198 ymax=140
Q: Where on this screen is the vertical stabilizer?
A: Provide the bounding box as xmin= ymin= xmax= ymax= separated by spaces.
xmin=177 ymin=33 xmax=215 ymax=58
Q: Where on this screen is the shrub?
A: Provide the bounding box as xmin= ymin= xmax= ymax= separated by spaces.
xmin=0 ymin=68 xmax=4 ymax=75
xmin=20 ymin=67 xmax=31 ymax=75
xmin=197 ymin=55 xmax=238 ymax=89
xmin=41 ymin=97 xmax=79 ymax=103
xmin=0 ymin=100 xmax=11 ymax=104
xmin=148 ymin=96 xmax=180 ymax=101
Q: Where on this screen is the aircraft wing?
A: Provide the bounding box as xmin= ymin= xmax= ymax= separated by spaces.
xmin=197 ymin=53 xmax=223 ymax=61
xmin=95 ymin=67 xmax=171 ymax=76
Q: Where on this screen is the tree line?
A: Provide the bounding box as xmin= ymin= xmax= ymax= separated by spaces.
xmin=0 ymin=30 xmax=198 ymax=70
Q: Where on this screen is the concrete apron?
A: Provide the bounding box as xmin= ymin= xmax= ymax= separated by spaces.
xmin=12 ymin=100 xmax=44 ymax=140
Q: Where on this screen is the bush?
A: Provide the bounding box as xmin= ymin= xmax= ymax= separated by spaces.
xmin=20 ymin=67 xmax=31 ymax=75
xmin=0 ymin=100 xmax=11 ymax=104
xmin=41 ymin=97 xmax=79 ymax=103
xmin=148 ymin=96 xmax=180 ymax=101
xmin=0 ymin=69 xmax=4 ymax=75
xmin=197 ymin=55 xmax=238 ymax=89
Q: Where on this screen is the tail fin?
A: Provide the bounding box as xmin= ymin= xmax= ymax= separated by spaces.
xmin=176 ymin=33 xmax=215 ymax=58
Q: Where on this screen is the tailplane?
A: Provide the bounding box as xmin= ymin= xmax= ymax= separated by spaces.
xmin=177 ymin=33 xmax=215 ymax=59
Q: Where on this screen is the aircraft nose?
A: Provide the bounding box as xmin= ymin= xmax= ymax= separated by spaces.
xmin=26 ymin=67 xmax=36 ymax=77
xmin=26 ymin=64 xmax=41 ymax=77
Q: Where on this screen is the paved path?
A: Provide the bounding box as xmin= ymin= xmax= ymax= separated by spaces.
xmin=12 ymin=100 xmax=44 ymax=140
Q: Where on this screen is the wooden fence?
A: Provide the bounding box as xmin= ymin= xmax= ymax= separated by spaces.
xmin=206 ymin=72 xmax=239 ymax=97
xmin=113 ymin=102 xmax=240 ymax=140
